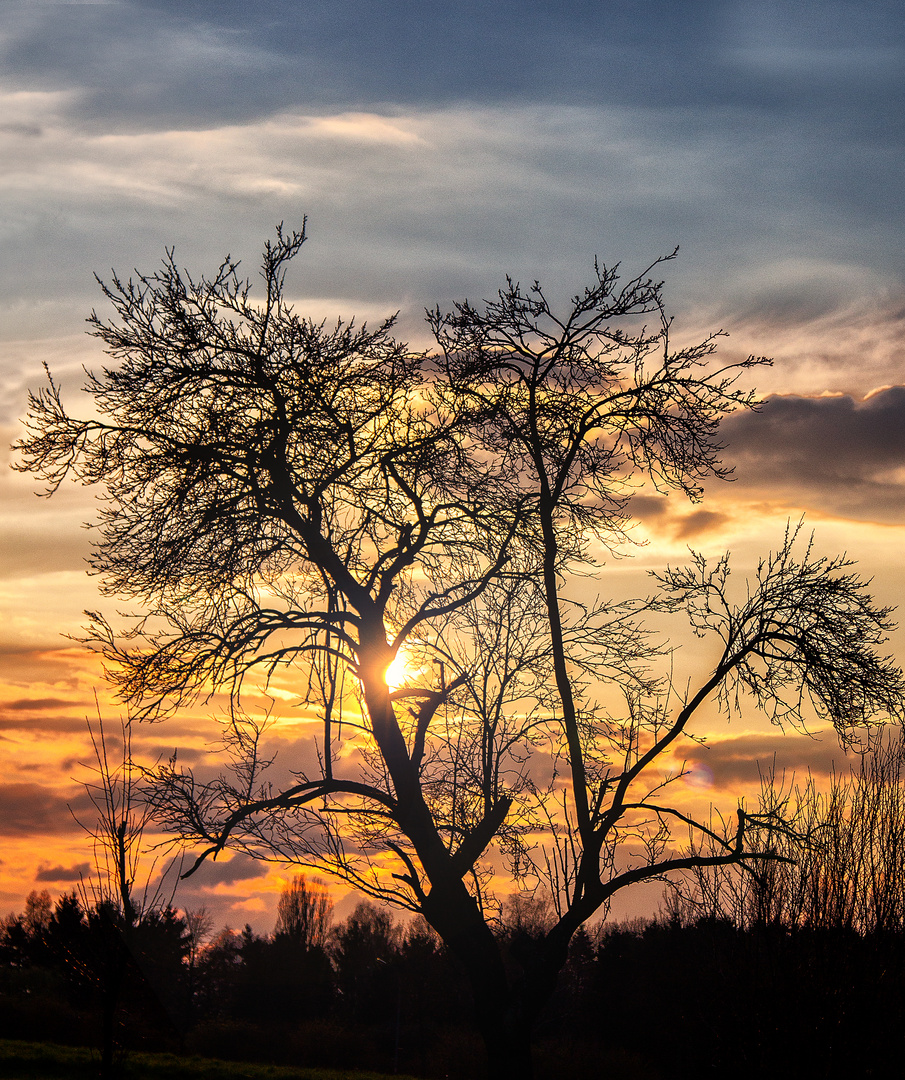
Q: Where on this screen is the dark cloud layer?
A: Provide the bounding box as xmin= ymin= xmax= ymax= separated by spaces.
xmin=2 ymin=1 xmax=904 ymax=399
xmin=684 ymin=730 xmax=860 ymax=787
xmin=182 ymin=851 xmax=268 ymax=888
xmin=0 ymin=783 xmax=93 ymax=837
xmin=5 ymin=1 xmax=903 ymax=133
xmin=719 ymin=386 xmax=905 ymax=522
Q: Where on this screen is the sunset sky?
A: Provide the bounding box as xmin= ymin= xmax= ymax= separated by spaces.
xmin=2 ymin=0 xmax=904 ymax=931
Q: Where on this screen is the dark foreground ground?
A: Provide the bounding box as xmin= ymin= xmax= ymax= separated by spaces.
xmin=0 ymin=1040 xmax=418 ymax=1080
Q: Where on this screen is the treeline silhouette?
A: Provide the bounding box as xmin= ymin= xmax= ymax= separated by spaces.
xmin=3 ymin=895 xmax=904 ymax=1078
xmin=1 ymin=889 xmax=488 ymax=1077
xmin=4 ymin=736 xmax=905 ymax=1080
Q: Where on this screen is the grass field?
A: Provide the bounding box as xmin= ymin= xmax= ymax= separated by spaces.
xmin=0 ymin=1040 xmax=418 ymax=1080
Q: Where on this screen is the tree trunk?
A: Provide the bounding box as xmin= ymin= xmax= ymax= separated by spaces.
xmin=481 ymin=1017 xmax=535 ymax=1080
xmin=473 ymin=933 xmax=571 ymax=1079
xmin=467 ymin=952 xmax=564 ymax=1079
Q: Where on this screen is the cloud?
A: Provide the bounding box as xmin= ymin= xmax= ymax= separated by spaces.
xmin=4 ymin=1 xmax=902 ymax=133
xmin=0 ymin=524 xmax=92 ymax=579
xmin=3 ymin=697 xmax=73 ymax=712
xmin=711 ymin=263 xmax=905 ymax=397
xmin=0 ymin=645 xmax=102 ymax=696
xmin=717 ymin=386 xmax=905 ymax=523
xmin=0 ymin=782 xmax=93 ymax=836
xmin=181 ymin=852 xmax=269 ymax=888
xmin=0 ymin=714 xmax=90 ymax=735
xmin=130 ymin=741 xmax=206 ymax=765
xmin=0 ymin=2 xmax=903 ymax=377
xmin=672 ymin=509 xmax=730 ymax=540
xmin=682 ymin=730 xmax=863 ymax=788
xmin=627 ymin=495 xmax=731 ymax=541
xmin=35 ymin=861 xmax=91 ymax=883
xmin=4 ymin=95 xmax=896 ymax=362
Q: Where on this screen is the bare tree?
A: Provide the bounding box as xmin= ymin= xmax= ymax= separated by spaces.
xmin=673 ymin=728 xmax=905 ymax=934
xmin=184 ymin=906 xmax=214 ymax=966
xmin=16 ymin=226 xmax=904 ymax=1077
xmin=75 ymin=713 xmax=178 ymax=924
xmin=274 ymin=874 xmax=333 ymax=950
xmin=71 ymin=714 xmax=184 ymax=1077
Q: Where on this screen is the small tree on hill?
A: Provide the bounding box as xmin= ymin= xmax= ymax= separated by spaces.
xmin=17 ymin=225 xmax=904 ymax=1077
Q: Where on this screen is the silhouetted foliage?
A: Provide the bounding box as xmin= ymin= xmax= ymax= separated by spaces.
xmin=329 ymin=902 xmax=399 ymax=1025
xmin=0 ymin=891 xmax=189 ymax=1061
xmin=4 ymin=879 xmax=905 ymax=1078
xmin=16 ymin=225 xmax=905 ymax=1076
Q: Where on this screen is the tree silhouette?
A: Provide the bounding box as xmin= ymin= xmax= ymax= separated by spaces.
xmin=71 ymin=715 xmax=186 ymax=1076
xmin=17 ymin=225 xmax=904 ymax=1077
xmin=672 ymin=728 xmax=905 ymax=933
xmin=274 ymin=874 xmax=333 ymax=950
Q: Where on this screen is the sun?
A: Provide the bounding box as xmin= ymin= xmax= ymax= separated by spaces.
xmin=384 ymin=648 xmax=415 ymax=689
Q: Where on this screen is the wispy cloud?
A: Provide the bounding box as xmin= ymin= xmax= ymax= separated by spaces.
xmin=3 ymin=86 xmax=904 ymax=385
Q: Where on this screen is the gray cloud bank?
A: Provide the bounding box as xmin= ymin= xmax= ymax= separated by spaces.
xmin=1 ymin=0 xmax=904 ymax=415
xmin=719 ymin=386 xmax=905 ymax=523
xmin=684 ymin=730 xmax=862 ymax=788
xmin=5 ymin=1 xmax=903 ymax=134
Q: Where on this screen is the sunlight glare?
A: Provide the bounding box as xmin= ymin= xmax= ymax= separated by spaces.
xmin=384 ymin=649 xmax=413 ymax=689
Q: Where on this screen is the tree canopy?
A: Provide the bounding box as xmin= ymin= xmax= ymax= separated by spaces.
xmin=17 ymin=224 xmax=904 ymax=1077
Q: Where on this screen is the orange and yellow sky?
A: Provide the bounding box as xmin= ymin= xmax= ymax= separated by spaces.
xmin=2 ymin=0 xmax=904 ymax=931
